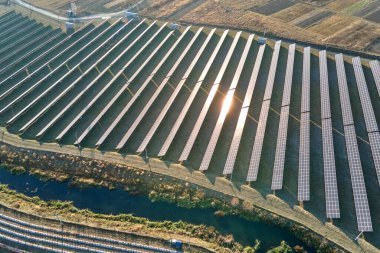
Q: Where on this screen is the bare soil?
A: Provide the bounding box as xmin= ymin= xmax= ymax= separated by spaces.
xmin=250 ymin=0 xmax=296 ymax=16
xmin=295 ymin=10 xmax=333 ymax=28
xmin=271 ymin=3 xmax=315 ymax=23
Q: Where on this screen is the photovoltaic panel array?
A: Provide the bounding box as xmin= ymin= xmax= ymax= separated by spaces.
xmin=179 ymin=31 xmax=242 ymax=162
xmin=158 ymin=30 xmax=229 ymax=157
xmin=263 ymin=41 xmax=282 ymax=101
xmin=344 ymin=125 xmax=373 ymax=232
xmin=298 ymin=47 xmax=311 ymax=202
xmin=95 ymin=26 xmax=193 ymax=147
xmin=247 ymin=41 xmax=281 ymax=181
xmin=0 ymin=21 xmax=93 ymax=87
xmin=74 ymin=29 xmax=175 ymax=145
xmin=368 ymin=131 xmax=380 ymax=187
xmin=319 ymin=50 xmax=340 ymax=218
xmin=335 ymin=54 xmax=354 ymax=126
xmin=199 ymin=34 xmax=254 ymax=171
xmin=247 ymin=100 xmax=271 ymax=181
xmin=281 ymin=44 xmax=296 ymax=107
xmin=335 ymin=54 xmax=373 ymax=232
xmin=301 ymin=47 xmax=310 ymax=113
xmin=319 ymin=51 xmax=331 ymax=120
xmin=272 ymin=43 xmax=295 ymax=190
xmin=352 ymin=57 xmax=378 ymax=133
xmin=321 ymin=119 xmax=340 ymax=218
xmin=272 ymin=106 xmax=290 ymax=190
xmin=0 ymin=19 xmax=110 ymax=105
xmin=55 ymin=20 xmax=162 ymax=141
xmin=352 ymin=57 xmax=380 ymax=185
xmin=39 ymin=20 xmax=151 ymax=139
xmin=116 ymin=27 xmax=204 ymax=150
xmin=61 ymin=22 xmax=171 ymax=142
xmin=21 ymin=20 xmax=147 ymax=134
xmin=298 ymin=112 xmax=310 ymax=201
xmin=369 ymin=60 xmax=380 ymax=97
xmin=223 ymin=44 xmax=266 ymax=175
xmin=137 ymin=29 xmax=216 ymax=153
xmin=3 ymin=18 xmax=123 ymax=120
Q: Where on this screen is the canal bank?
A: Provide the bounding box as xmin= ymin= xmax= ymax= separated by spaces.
xmin=0 ymin=129 xmax=378 ymax=252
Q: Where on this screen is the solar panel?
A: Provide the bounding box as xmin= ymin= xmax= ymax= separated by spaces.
xmin=158 ymin=30 xmax=229 ymax=157
xmin=0 ymin=26 xmax=45 ymax=59
xmin=319 ymin=50 xmax=331 ymax=120
xmin=224 ymin=107 xmax=249 ymax=175
xmin=301 ymin=47 xmax=310 ymax=113
xmin=271 ymin=45 xmax=296 ymax=189
xmin=137 ymin=29 xmax=216 ymax=153
xmin=247 ymin=100 xmax=271 ymax=181
xmin=263 ymin=41 xmax=282 ymax=100
xmin=321 ymin=119 xmax=340 ymax=218
xmin=0 ymin=18 xmax=29 ymax=41
xmin=75 ymin=31 xmax=174 ymax=145
xmin=0 ymin=15 xmax=24 ymax=34
xmin=53 ymin=22 xmax=169 ymax=141
xmin=242 ymin=45 xmax=266 ymax=107
xmin=0 ymin=21 xmax=93 ymax=86
xmin=0 ymin=22 xmax=42 ymax=56
xmin=0 ymin=29 xmax=63 ymax=75
xmin=369 ymin=60 xmax=380 ymax=97
xmin=344 ymin=125 xmax=373 ymax=232
xmin=368 ymin=131 xmax=380 ymax=187
xmin=116 ymin=28 xmax=204 ymax=150
xmin=298 ymin=112 xmax=310 ymax=201
xmin=54 ymin=21 xmax=161 ymax=141
xmin=0 ymin=18 xmax=112 ymax=104
xmin=246 ymin=42 xmax=282 ymax=180
xmin=95 ymin=26 xmax=192 ymax=147
xmin=271 ymin=105 xmax=290 ymax=190
xmin=335 ymin=54 xmax=354 ymax=126
xmin=223 ymin=45 xmax=266 ymax=175
xmin=9 ymin=20 xmax=134 ymax=130
xmin=0 ymin=13 xmax=18 ymax=27
xmin=281 ymin=44 xmax=296 ymax=107
xmin=0 ymin=26 xmax=54 ymax=66
xmin=199 ymin=34 xmax=254 ymax=171
xmin=352 ymin=57 xmax=378 ymax=133
xmin=179 ymin=31 xmax=242 ymax=162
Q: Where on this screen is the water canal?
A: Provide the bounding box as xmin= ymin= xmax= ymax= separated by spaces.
xmin=0 ymin=167 xmax=315 ymax=252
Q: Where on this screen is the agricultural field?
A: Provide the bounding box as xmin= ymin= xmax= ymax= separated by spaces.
xmin=0 ymin=9 xmax=380 ymax=251
xmin=22 ymin=0 xmax=380 ymax=54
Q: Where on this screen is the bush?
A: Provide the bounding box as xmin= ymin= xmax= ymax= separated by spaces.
xmin=267 ymin=241 xmax=293 ymax=253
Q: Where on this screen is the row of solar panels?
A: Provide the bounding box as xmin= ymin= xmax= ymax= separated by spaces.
xmin=0 ymin=214 xmax=175 ymax=253
xmin=1 ymin=13 xmax=380 ymax=233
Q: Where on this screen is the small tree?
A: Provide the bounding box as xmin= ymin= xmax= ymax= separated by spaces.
xmin=267 ymin=241 xmax=293 ymax=253
xmin=243 ymin=240 xmax=261 ymax=253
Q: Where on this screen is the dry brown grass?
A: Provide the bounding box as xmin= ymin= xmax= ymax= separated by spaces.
xmin=218 ymin=0 xmax=270 ymax=10
xmin=271 ymin=3 xmax=316 ymax=22
xmin=324 ymin=19 xmax=380 ymax=50
xmin=180 ymin=1 xmax=322 ymax=43
xmin=140 ymin=0 xmax=196 ymax=18
xmin=290 ymin=8 xmax=324 ymax=25
xmin=326 ymin=0 xmax=358 ymax=11
xmin=309 ymin=14 xmax=354 ymax=36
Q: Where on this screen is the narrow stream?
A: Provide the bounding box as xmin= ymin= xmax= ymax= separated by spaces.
xmin=0 ymin=167 xmax=315 ymax=252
